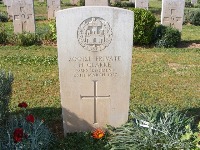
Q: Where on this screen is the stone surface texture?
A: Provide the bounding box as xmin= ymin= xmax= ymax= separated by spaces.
xmin=135 ymin=0 xmax=149 ymax=10
xmin=161 ymin=0 xmax=185 ymax=31
xmin=85 ymin=0 xmax=109 ymax=6
xmin=56 ymin=6 xmax=133 ymax=133
xmin=12 ymin=0 xmax=35 ymax=33
xmin=47 ymin=0 xmax=60 ymax=19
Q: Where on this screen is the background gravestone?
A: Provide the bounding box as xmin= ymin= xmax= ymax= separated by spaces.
xmin=39 ymin=0 xmax=45 ymax=2
xmin=161 ymin=0 xmax=185 ymax=31
xmin=85 ymin=0 xmax=109 ymax=6
xmin=6 ymin=0 xmax=12 ymax=19
xmin=47 ymin=0 xmax=60 ymax=19
xmin=135 ymin=0 xmax=149 ymax=10
xmin=56 ymin=6 xmax=134 ymax=133
xmin=12 ymin=0 xmax=35 ymax=33
xmin=191 ymin=0 xmax=197 ymax=4
xmin=70 ymin=0 xmax=79 ymax=5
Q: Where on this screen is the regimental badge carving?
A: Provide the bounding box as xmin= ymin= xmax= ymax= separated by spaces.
xmin=77 ymin=17 xmax=113 ymax=52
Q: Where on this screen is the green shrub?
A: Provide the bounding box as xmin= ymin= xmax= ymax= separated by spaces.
xmin=181 ymin=122 xmax=200 ymax=149
xmin=0 ymin=23 xmax=8 ymax=44
xmin=13 ymin=32 xmax=42 ymax=46
xmin=190 ymin=10 xmax=200 ymax=25
xmin=0 ymin=70 xmax=13 ymax=125
xmin=153 ymin=25 xmax=181 ymax=48
xmin=0 ymin=12 xmax=8 ymax=22
xmin=108 ymin=107 xmax=193 ymax=149
xmin=112 ymin=1 xmax=135 ymax=7
xmin=185 ymin=1 xmax=194 ymax=8
xmin=184 ymin=9 xmax=200 ymax=25
xmin=79 ymin=0 xmax=85 ymax=6
xmin=130 ymin=8 xmax=156 ymax=45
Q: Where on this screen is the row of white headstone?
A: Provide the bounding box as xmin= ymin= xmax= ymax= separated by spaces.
xmin=1 ymin=0 xmax=187 ymax=134
xmin=2 ymin=0 xmax=186 ymax=34
xmin=2 ymin=0 xmax=60 ymax=33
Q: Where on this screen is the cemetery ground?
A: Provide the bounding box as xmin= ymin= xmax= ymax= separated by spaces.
xmin=1 ymin=0 xmax=200 ymax=149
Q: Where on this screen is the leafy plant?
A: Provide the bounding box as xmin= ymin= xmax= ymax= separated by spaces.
xmin=13 ymin=32 xmax=42 ymax=46
xmin=0 ymin=11 xmax=8 ymax=22
xmin=45 ymin=21 xmax=57 ymax=42
xmin=79 ymin=0 xmax=85 ymax=6
xmin=0 ymin=23 xmax=8 ymax=44
xmin=184 ymin=9 xmax=200 ymax=25
xmin=190 ymin=10 xmax=200 ymax=25
xmin=108 ymin=107 xmax=193 ymax=150
xmin=0 ymin=70 xmax=13 ymax=125
xmin=153 ymin=25 xmax=181 ymax=48
xmin=181 ymin=122 xmax=200 ymax=149
xmin=0 ymin=102 xmax=54 ymax=150
xmin=51 ymin=130 xmax=110 ymax=150
xmin=112 ymin=1 xmax=135 ymax=7
xmin=130 ymin=8 xmax=156 ymax=45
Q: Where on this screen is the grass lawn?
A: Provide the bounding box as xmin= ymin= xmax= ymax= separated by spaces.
xmin=1 ymin=0 xmax=200 ymax=149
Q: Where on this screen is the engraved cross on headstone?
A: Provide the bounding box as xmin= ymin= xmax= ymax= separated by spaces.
xmin=80 ymin=80 xmax=110 ymax=124
xmin=163 ymin=9 xmax=182 ymax=28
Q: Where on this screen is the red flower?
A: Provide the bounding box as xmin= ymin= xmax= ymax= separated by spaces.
xmin=13 ymin=128 xmax=23 ymax=143
xmin=92 ymin=128 xmax=105 ymax=139
xmin=26 ymin=114 xmax=35 ymax=123
xmin=18 ymin=102 xmax=28 ymax=108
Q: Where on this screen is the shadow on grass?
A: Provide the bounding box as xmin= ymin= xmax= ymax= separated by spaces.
xmin=182 ymin=107 xmax=200 ymax=125
xmin=178 ymin=40 xmax=200 ymax=48
xmin=21 ymin=107 xmax=109 ymax=149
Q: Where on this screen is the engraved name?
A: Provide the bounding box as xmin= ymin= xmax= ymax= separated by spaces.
xmin=69 ymin=55 xmax=121 ymax=78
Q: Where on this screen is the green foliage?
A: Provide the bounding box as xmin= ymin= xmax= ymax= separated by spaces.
xmin=185 ymin=1 xmax=194 ymax=8
xmin=0 ymin=70 xmax=13 ymax=125
xmin=45 ymin=21 xmax=57 ymax=42
xmin=12 ymin=32 xmax=42 ymax=46
xmin=0 ymin=23 xmax=8 ymax=44
xmin=51 ymin=132 xmax=110 ymax=150
xmin=130 ymin=8 xmax=156 ymax=45
xmin=0 ymin=115 xmax=54 ymax=149
xmin=153 ymin=25 xmax=181 ymax=48
xmin=181 ymin=122 xmax=200 ymax=149
xmin=0 ymin=101 xmax=54 ymax=150
xmin=184 ymin=9 xmax=200 ymax=25
xmin=79 ymin=0 xmax=85 ymax=6
xmin=190 ymin=10 xmax=200 ymax=25
xmin=0 ymin=11 xmax=8 ymax=22
xmin=3 ymin=55 xmax=57 ymax=66
xmin=112 ymin=1 xmax=135 ymax=7
xmin=108 ymin=108 xmax=193 ymax=150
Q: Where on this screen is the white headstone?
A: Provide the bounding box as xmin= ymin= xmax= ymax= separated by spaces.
xmin=6 ymin=0 xmax=12 ymax=19
xmin=12 ymin=0 xmax=35 ymax=33
xmin=39 ymin=0 xmax=45 ymax=2
xmin=56 ymin=6 xmax=134 ymax=133
xmin=191 ymin=0 xmax=197 ymax=4
xmin=85 ymin=0 xmax=109 ymax=6
xmin=70 ymin=0 xmax=79 ymax=5
xmin=135 ymin=0 xmax=148 ymax=10
xmin=47 ymin=0 xmax=60 ymax=19
xmin=161 ymin=0 xmax=185 ymax=31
